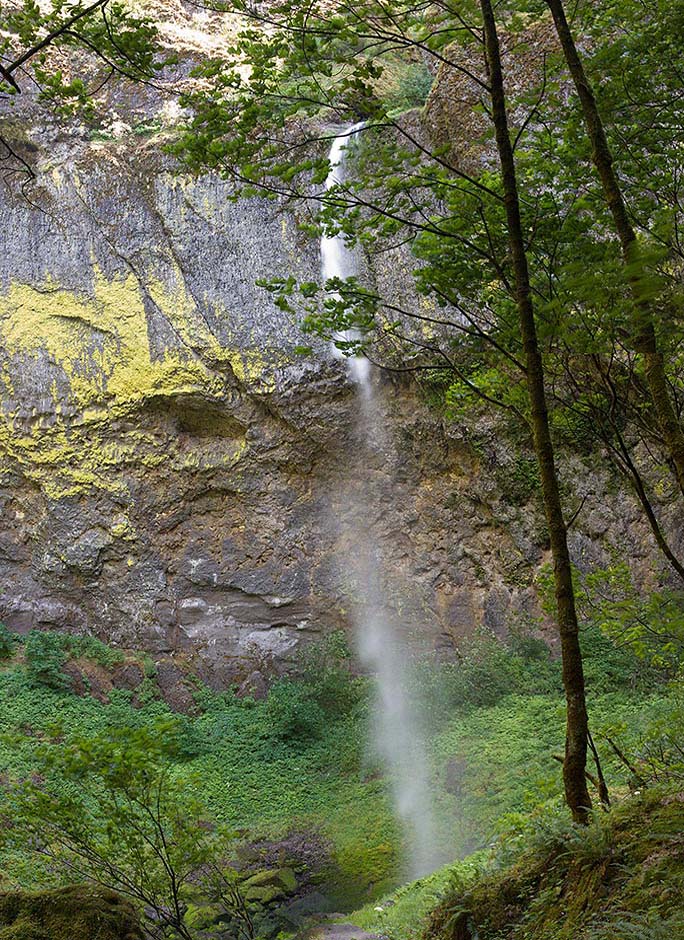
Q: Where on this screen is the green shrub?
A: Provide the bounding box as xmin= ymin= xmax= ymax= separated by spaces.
xmin=0 ymin=624 xmax=19 ymax=661
xmin=416 ymin=629 xmax=559 ymax=720
xmin=20 ymin=631 xmax=124 ymax=690
xmin=383 ymin=62 xmax=434 ymax=114
xmin=23 ymin=632 xmax=69 ymax=691
xmin=61 ymin=635 xmax=123 ymax=668
xmin=262 ymin=680 xmax=327 ymax=742
xmin=302 ymin=631 xmax=365 ymax=717
xmin=1 ymin=725 xmax=250 ymax=940
xmin=585 ymin=910 xmax=684 ymax=940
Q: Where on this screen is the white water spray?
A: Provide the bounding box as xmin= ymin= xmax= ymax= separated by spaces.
xmin=322 ymin=126 xmax=440 ymax=878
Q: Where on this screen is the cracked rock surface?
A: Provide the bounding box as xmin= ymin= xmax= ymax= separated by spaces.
xmin=0 ymin=10 xmax=672 ymax=684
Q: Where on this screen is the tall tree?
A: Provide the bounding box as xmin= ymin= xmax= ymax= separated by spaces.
xmin=479 ymin=0 xmax=591 ymax=822
xmin=544 ymin=0 xmax=684 ymax=501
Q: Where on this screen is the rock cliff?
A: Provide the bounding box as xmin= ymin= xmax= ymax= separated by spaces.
xmin=0 ymin=4 xmax=665 ymax=686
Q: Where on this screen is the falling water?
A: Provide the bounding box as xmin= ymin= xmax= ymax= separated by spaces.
xmin=321 ymin=126 xmax=440 ymax=878
xmin=320 ymin=122 xmax=371 ymax=387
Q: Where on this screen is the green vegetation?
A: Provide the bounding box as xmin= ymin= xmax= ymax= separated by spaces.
xmin=423 ymin=790 xmax=684 ymax=940
xmin=350 ymin=785 xmax=684 ymax=940
xmin=0 ymin=0 xmax=163 ymax=108
xmin=3 ymin=725 xmax=254 ymax=940
xmin=0 ymin=624 xmax=17 ymax=661
xmin=0 ymin=632 xmax=398 ymax=910
xmin=3 ymin=1 xmax=684 ymax=935
xmin=0 ymin=620 xmax=680 ymax=935
xmin=0 ymin=886 xmax=143 ymax=940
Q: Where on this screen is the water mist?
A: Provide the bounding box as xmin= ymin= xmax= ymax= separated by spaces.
xmin=322 ymin=125 xmax=440 ymax=879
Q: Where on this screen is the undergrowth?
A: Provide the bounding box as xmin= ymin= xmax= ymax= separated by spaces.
xmin=423 ymin=789 xmax=684 ymax=940
xmin=0 ymin=622 xmax=678 ymax=913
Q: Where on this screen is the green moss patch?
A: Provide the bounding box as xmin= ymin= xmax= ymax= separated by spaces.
xmin=0 ymin=886 xmax=143 ymax=940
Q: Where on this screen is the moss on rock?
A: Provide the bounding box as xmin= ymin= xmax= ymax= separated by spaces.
xmin=0 ymin=886 xmax=143 ymax=940
xmin=242 ymin=867 xmax=298 ymax=893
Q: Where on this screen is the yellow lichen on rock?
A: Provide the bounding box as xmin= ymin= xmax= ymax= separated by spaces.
xmin=0 ymin=268 xmax=260 ymax=499
xmin=0 ymin=269 xmax=226 ymax=408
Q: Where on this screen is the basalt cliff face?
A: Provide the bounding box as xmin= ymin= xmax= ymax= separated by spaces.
xmin=0 ymin=7 xmax=666 ymax=686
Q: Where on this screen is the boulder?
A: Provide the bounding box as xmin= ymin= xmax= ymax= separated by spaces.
xmin=242 ymin=867 xmax=298 ymax=893
xmin=0 ymin=886 xmax=143 ymax=940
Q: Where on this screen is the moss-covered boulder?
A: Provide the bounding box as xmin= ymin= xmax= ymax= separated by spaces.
xmin=242 ymin=867 xmax=298 ymax=893
xmin=0 ymin=886 xmax=143 ymax=940
xmin=183 ymin=901 xmax=225 ymax=931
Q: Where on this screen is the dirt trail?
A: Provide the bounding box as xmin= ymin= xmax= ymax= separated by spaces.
xmin=304 ymin=920 xmax=384 ymax=940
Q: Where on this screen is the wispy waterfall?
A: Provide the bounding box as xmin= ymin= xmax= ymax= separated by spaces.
xmin=322 ymin=126 xmax=440 ymax=879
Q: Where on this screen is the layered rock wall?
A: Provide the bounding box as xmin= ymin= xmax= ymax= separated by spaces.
xmin=0 ymin=15 xmax=666 ymax=685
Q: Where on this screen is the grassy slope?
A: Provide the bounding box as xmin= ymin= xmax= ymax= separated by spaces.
xmin=352 ymin=789 xmax=684 ymax=940
xmin=0 ymin=658 xmax=400 ymax=906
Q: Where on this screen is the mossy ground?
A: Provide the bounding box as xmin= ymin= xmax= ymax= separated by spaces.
xmin=422 ymin=789 xmax=684 ymax=940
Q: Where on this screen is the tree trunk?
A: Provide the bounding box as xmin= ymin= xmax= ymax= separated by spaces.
xmin=545 ymin=0 xmax=684 ymax=500
xmin=479 ymin=0 xmax=592 ymax=823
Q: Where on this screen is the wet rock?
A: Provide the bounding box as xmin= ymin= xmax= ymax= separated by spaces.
xmin=112 ymin=662 xmax=145 ymax=692
xmin=154 ymin=659 xmax=196 ymax=713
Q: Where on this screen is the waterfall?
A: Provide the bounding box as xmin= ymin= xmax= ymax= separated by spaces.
xmin=321 ymin=126 xmax=440 ymax=879
xmin=321 ymin=122 xmax=370 ymax=387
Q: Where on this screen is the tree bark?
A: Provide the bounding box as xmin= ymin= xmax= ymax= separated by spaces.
xmin=545 ymin=0 xmax=684 ymax=500
xmin=479 ymin=0 xmax=592 ymax=823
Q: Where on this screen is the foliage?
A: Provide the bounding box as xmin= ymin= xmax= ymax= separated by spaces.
xmin=380 ymin=59 xmax=434 ymax=115
xmin=415 ymin=629 xmax=559 ymax=720
xmin=260 ymin=680 xmax=328 ymax=742
xmin=0 ymin=617 xmax=679 ymax=911
xmin=609 ymin=691 xmax=684 ymax=787
xmin=495 ymin=455 xmax=542 ymax=506
xmin=0 ymin=0 xmax=164 ymax=107
xmin=300 ymin=630 xmax=366 ymax=716
xmin=574 ymin=563 xmax=684 ymax=672
xmin=0 ymin=658 xmax=395 ymax=907
xmin=0 ymin=625 xmax=18 ymax=661
xmin=352 ymin=855 xmax=485 ymax=940
xmin=423 ymin=790 xmax=684 ymax=940
xmin=23 ymin=631 xmax=69 ymax=691
xmin=0 ymin=723 xmax=253 ymax=940
xmin=535 ymin=561 xmax=682 ymax=686
xmin=7 ymin=629 xmax=126 ymax=692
